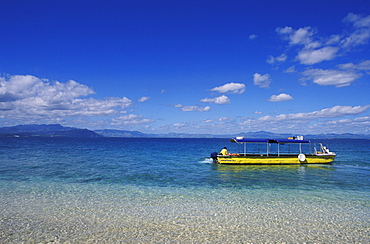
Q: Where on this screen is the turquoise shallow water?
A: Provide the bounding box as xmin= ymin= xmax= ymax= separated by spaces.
xmin=0 ymin=137 xmax=369 ymax=243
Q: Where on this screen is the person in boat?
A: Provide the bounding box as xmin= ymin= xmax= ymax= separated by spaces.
xmin=220 ymin=147 xmax=228 ymax=155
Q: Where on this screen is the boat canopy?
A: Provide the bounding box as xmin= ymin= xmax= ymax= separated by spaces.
xmin=230 ymin=138 xmax=310 ymax=144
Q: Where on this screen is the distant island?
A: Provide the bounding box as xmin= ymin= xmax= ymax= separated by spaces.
xmin=0 ymin=124 xmax=369 ymax=139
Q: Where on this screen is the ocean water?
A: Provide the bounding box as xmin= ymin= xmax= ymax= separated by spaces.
xmin=0 ymin=137 xmax=369 ymax=243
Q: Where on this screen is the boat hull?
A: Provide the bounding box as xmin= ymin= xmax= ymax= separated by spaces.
xmin=216 ymin=154 xmax=335 ymax=165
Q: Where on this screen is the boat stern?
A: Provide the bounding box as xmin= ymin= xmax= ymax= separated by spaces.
xmin=210 ymin=152 xmax=219 ymax=163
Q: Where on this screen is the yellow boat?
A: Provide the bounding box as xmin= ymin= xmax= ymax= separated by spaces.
xmin=210 ymin=136 xmax=336 ymax=165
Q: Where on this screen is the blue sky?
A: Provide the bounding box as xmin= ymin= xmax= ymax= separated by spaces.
xmin=1 ymin=0 xmax=370 ymax=134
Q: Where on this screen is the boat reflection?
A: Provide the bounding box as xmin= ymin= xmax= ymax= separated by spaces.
xmin=212 ymin=163 xmax=334 ymax=172
xmin=210 ymin=163 xmax=335 ymax=188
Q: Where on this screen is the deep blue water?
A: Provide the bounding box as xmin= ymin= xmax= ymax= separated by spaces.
xmin=1 ymin=137 xmax=369 ymax=243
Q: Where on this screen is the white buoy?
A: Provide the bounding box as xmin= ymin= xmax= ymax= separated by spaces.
xmin=298 ymin=153 xmax=306 ymax=162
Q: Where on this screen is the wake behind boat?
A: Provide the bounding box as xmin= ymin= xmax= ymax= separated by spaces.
xmin=211 ymin=136 xmax=336 ymax=165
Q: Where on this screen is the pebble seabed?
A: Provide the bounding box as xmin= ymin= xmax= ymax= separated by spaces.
xmin=1 ymin=181 xmax=369 ymax=243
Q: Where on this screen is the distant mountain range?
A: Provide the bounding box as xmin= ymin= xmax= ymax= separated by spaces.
xmin=0 ymin=124 xmax=369 ymax=139
xmin=0 ymin=124 xmax=101 ymax=138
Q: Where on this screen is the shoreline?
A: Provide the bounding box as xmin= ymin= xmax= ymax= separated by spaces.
xmin=1 ymin=181 xmax=369 ymax=243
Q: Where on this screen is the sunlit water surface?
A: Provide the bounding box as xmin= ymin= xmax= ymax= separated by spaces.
xmin=0 ymin=137 xmax=369 ymax=243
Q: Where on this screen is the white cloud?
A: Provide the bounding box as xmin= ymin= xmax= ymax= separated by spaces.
xmin=153 ymin=105 xmax=370 ymax=135
xmin=276 ymin=26 xmax=339 ymax=65
xmin=156 ymin=104 xmax=370 ymax=135
xmin=253 ymin=73 xmax=271 ymax=88
xmin=301 ymin=68 xmax=361 ymax=87
xmin=312 ymin=117 xmax=370 ymax=133
xmin=284 ymin=66 xmax=296 ymax=73
xmin=111 ymin=114 xmax=153 ymax=126
xmin=326 ymin=34 xmax=341 ymax=45
xmin=267 ymin=54 xmax=287 ymax=64
xmin=357 ymin=60 xmax=370 ymax=71
xmin=276 ymin=26 xmax=293 ymax=34
xmin=354 ymin=116 xmax=370 ymax=122
xmin=0 ymin=75 xmax=94 ymax=103
xmin=336 ymin=62 xmax=357 ymax=70
xmin=138 ymin=96 xmax=149 ymax=102
xmin=276 ymin=26 xmax=315 ymax=46
xmin=290 ymin=27 xmax=315 ymax=45
xmin=343 ymin=13 xmax=370 ymax=28
xmin=296 ymin=46 xmax=339 ymax=65
xmin=200 ymin=95 xmax=230 ymax=104
xmin=210 ymin=82 xmax=246 ymax=94
xmin=175 ymin=104 xmax=211 ymax=112
xmin=341 ymin=13 xmax=370 ymax=48
xmin=338 ymin=60 xmax=370 ymax=73
xmin=276 ymin=13 xmax=370 ymax=65
xmin=276 ymin=54 xmax=287 ymax=62
xmin=249 ymin=34 xmax=257 ymax=40
xmin=181 ymin=106 xmax=211 ymax=112
xmin=0 ymin=75 xmax=133 ymax=124
xmin=258 ymin=105 xmax=370 ymax=121
xmin=268 ymin=93 xmax=293 ymax=102
xmin=266 ymin=56 xmax=275 ymax=64
xmin=173 ymin=123 xmax=186 ymax=127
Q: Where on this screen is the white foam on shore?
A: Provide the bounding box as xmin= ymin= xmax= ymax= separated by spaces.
xmin=1 ymin=181 xmax=369 ymax=243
